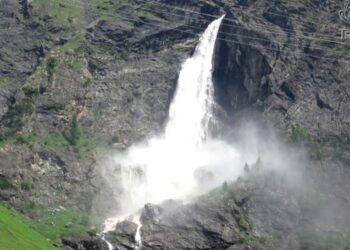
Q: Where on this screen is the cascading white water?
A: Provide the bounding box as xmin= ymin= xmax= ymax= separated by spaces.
xmin=102 ymin=15 xmax=253 ymax=249
xmin=165 ymin=15 xmax=224 ymax=147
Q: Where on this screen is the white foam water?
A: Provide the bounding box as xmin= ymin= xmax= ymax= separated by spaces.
xmin=101 ymin=15 xmax=253 ymax=249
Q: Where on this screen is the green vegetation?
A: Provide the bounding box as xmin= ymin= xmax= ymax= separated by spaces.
xmin=0 ymin=126 xmax=95 ymax=155
xmin=69 ymin=115 xmax=82 ymax=146
xmin=43 ymin=132 xmax=71 ymax=150
xmin=46 ymin=57 xmax=59 ymax=81
xmin=206 ymin=181 xmax=235 ymax=201
xmin=114 ymin=51 xmax=121 ymax=62
xmin=331 ymin=137 xmax=350 ymax=157
xmin=0 ymin=76 xmax=10 ymax=87
xmin=91 ymin=0 xmax=123 ymax=21
xmin=1 ymin=93 xmax=37 ymax=130
xmin=291 ymin=123 xmax=350 ymax=159
xmin=206 ymin=177 xmax=252 ymax=202
xmin=21 ymin=178 xmax=34 ymax=191
xmin=203 ymin=178 xmax=273 ymax=247
xmin=291 ymin=123 xmax=313 ymax=144
xmin=31 ymin=0 xmax=84 ymax=29
xmin=63 ymin=115 xmax=96 ymax=154
xmin=65 ymin=58 xmax=83 ymax=69
xmin=0 ymin=176 xmax=12 ymax=190
xmin=0 ymin=130 xmax=16 ymax=149
xmin=0 ymin=205 xmax=58 ymax=250
xmin=60 ymin=34 xmax=85 ymax=54
xmin=237 ymin=232 xmax=267 ymax=246
xmin=0 ymin=203 xmax=94 ymax=249
xmin=83 ymin=78 xmax=92 ymax=87
xmin=22 ymin=84 xmax=40 ymax=98
xmin=24 ymin=205 xmax=91 ymax=243
xmin=291 ymin=124 xmax=326 ymax=159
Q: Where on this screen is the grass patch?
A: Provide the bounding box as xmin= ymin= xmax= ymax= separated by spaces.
xmin=291 ymin=123 xmax=314 ymax=144
xmin=31 ymin=0 xmax=84 ymax=29
xmin=206 ymin=177 xmax=252 ymax=202
xmin=13 ymin=130 xmax=96 ymax=152
xmin=89 ymin=0 xmax=154 ymax=21
xmin=15 ymin=127 xmax=96 ymax=156
xmin=60 ymin=34 xmax=85 ymax=54
xmin=0 ymin=76 xmax=10 ymax=87
xmin=43 ymin=132 xmax=71 ymax=150
xmin=291 ymin=123 xmax=350 ymax=159
xmin=27 ymin=206 xmax=91 ymax=243
xmin=237 ymin=232 xmax=267 ymax=246
xmin=291 ymin=124 xmax=326 ymax=159
xmin=0 ymin=205 xmax=58 ymax=250
xmin=65 ymin=58 xmax=83 ymax=69
xmin=1 ymin=126 xmax=96 ymax=155
xmin=206 ymin=181 xmax=235 ymax=202
xmin=90 ymin=0 xmax=121 ymax=21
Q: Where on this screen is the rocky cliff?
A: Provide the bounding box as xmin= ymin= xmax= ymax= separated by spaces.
xmin=0 ymin=0 xmax=350 ymax=249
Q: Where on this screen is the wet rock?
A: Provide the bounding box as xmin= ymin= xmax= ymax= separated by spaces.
xmin=105 ymin=221 xmax=138 ymax=250
xmin=140 ymin=203 xmax=162 ymax=223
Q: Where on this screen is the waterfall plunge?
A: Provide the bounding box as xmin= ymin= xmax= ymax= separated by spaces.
xmin=103 ymin=15 xmax=250 ymax=240
xmin=165 ymin=16 xmax=224 ymax=147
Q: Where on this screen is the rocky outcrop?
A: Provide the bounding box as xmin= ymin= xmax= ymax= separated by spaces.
xmin=105 ymin=221 xmax=139 ymax=249
xmin=107 ymin=162 xmax=350 ymax=249
xmin=213 ymin=0 xmax=350 ymax=141
xmin=62 ymin=232 xmax=109 ymax=250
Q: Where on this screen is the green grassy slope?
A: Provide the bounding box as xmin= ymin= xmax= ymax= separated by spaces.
xmin=0 ymin=205 xmax=58 ymax=250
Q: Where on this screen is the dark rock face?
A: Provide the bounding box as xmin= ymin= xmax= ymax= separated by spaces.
xmin=62 ymin=233 xmax=109 ymax=250
xmin=212 ymin=1 xmax=350 ymax=141
xmin=140 ymin=201 xmax=241 ymax=249
xmin=105 ymin=221 xmax=139 ymax=250
xmin=108 ymin=164 xmax=350 ymax=249
xmin=107 ymin=200 xmax=242 ymax=250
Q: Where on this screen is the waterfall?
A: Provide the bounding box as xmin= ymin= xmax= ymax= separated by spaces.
xmin=102 ymin=15 xmax=249 ymax=250
xmin=110 ymin=15 xmax=227 ymax=215
xmin=165 ymin=15 xmax=225 ymax=147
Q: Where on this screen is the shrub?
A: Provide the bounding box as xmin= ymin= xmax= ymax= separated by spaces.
xmin=69 ymin=115 xmax=83 ymax=146
xmin=46 ymin=57 xmax=59 ymax=81
xmin=0 ymin=176 xmax=12 ymax=190
xmin=21 ymin=179 xmax=34 ymax=191
xmin=291 ymin=124 xmax=313 ymax=144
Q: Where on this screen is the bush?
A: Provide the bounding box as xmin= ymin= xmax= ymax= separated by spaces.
xmin=21 ymin=179 xmax=34 ymax=191
xmin=0 ymin=176 xmax=12 ymax=190
xmin=64 ymin=115 xmax=96 ymax=152
xmin=46 ymin=57 xmax=59 ymax=81
xmin=69 ymin=115 xmax=83 ymax=146
xmin=291 ymin=124 xmax=313 ymax=144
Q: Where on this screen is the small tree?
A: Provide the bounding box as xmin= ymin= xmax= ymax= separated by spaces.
xmin=69 ymin=115 xmax=83 ymax=146
xmin=46 ymin=57 xmax=59 ymax=81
